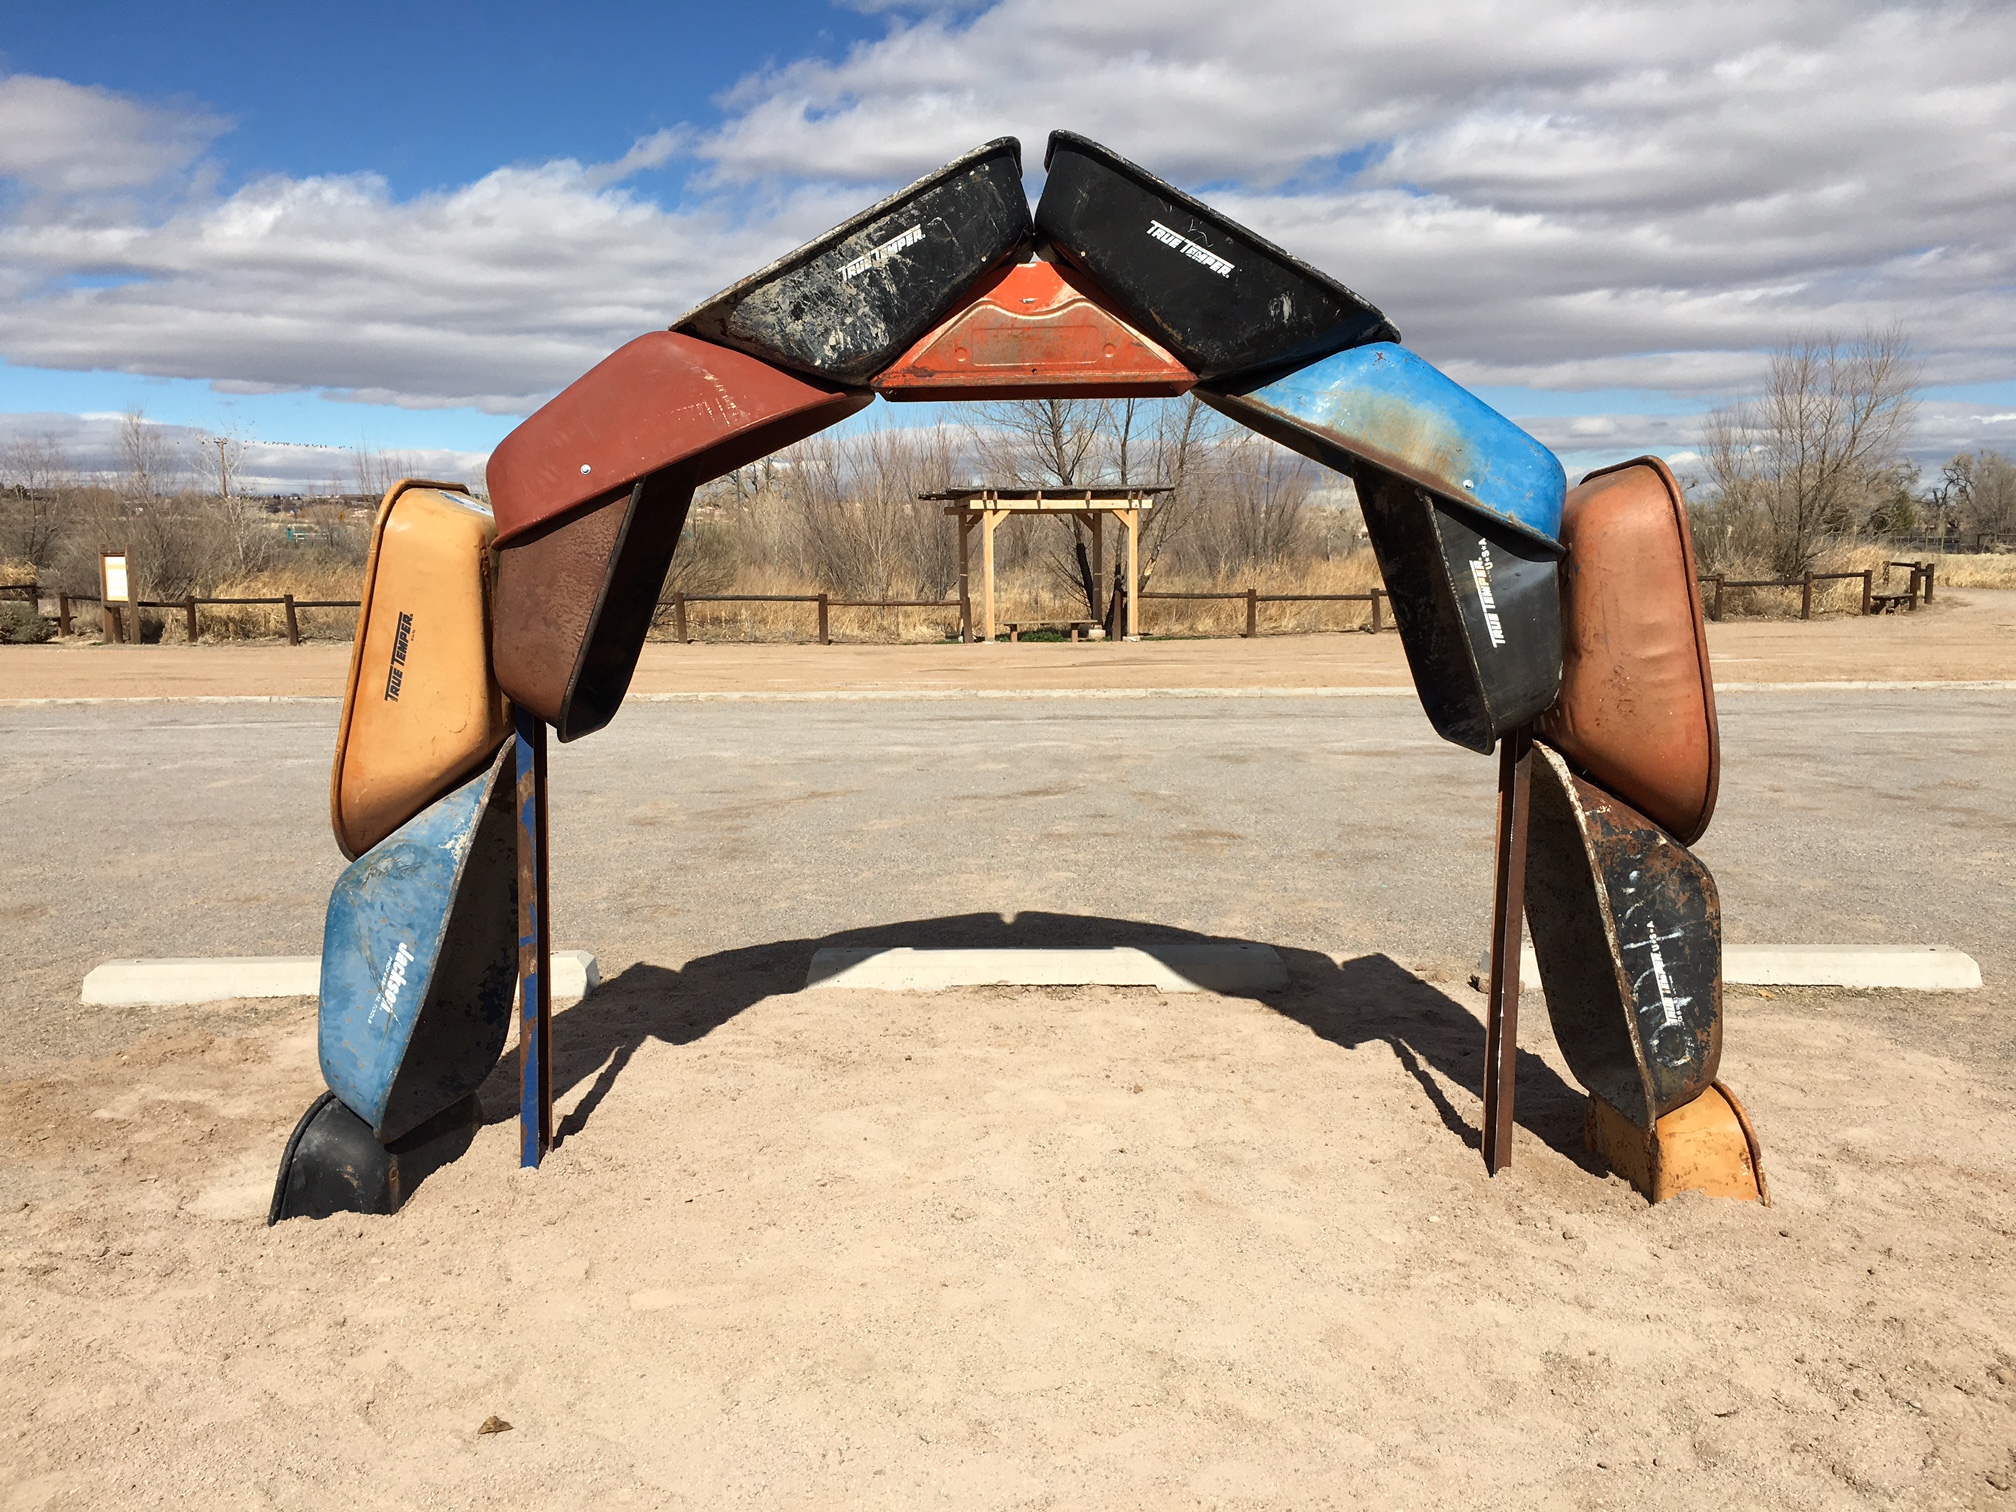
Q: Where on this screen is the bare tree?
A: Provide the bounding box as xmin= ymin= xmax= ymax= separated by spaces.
xmin=1700 ymin=327 xmax=1919 ymax=575
xmin=120 ymin=411 xmax=180 ymax=500
xmin=351 ymin=447 xmax=419 ymax=502
xmin=0 ymin=432 xmax=76 ymax=568
xmin=1185 ymin=425 xmax=1319 ymax=575
xmin=1937 ymin=450 xmax=2016 ymax=539
xmin=192 ymin=428 xmax=268 ymax=575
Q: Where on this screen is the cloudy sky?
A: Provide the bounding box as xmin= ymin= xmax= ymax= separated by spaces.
xmin=2 ymin=0 xmax=2012 ymax=490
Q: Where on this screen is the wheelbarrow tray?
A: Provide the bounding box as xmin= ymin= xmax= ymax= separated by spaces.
xmin=1525 ymin=741 xmax=1723 ymax=1133
xmin=318 ymin=744 xmax=518 ymax=1144
xmin=874 ymin=256 xmax=1195 ymax=400
xmin=674 ymin=138 xmax=1032 ymax=386
xmin=1355 ymin=464 xmax=1563 ymax=753
xmin=329 ymin=480 xmax=510 ymax=860
xmin=1199 ymin=343 xmax=1565 ymax=552
xmin=487 ymin=333 xmax=869 ymax=740
xmin=1539 ymin=456 xmax=1719 ymax=843
xmin=1035 ymin=130 xmax=1395 ymax=384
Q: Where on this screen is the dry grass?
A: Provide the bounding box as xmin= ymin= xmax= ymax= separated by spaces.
xmin=1932 ymin=552 xmax=2016 ymax=588
xmin=140 ymin=563 xmax=364 ymax=644
xmin=1702 ymin=547 xmax=2016 ymax=619
xmin=1703 ymin=544 xmax=1917 ymax=619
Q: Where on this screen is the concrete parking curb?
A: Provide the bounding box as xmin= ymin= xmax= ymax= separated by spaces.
xmin=1477 ymin=943 xmax=1982 ymax=992
xmin=804 ymin=944 xmax=1289 ymax=994
xmin=82 ymin=950 xmax=601 ymax=1006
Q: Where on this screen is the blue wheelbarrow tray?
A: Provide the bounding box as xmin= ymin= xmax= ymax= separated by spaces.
xmin=1199 ymin=342 xmax=1566 ymax=553
xmin=318 ymin=743 xmax=518 ymax=1143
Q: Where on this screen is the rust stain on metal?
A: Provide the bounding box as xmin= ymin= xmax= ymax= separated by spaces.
xmin=876 ymin=258 xmax=1196 ymax=399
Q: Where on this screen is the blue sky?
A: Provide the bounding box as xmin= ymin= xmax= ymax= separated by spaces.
xmin=3 ymin=1 xmax=2014 ymax=487
xmin=0 ymin=1 xmax=889 ymax=455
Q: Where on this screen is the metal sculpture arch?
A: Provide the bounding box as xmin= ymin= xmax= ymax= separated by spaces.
xmin=272 ymin=132 xmax=1766 ymax=1224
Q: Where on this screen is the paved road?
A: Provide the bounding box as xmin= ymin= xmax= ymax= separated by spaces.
xmin=2 ymin=687 xmax=2010 ymax=1063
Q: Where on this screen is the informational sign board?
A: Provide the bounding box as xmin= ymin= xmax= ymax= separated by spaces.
xmin=100 ymin=552 xmax=130 ymax=603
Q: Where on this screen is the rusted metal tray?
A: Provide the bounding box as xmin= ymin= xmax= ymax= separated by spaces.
xmin=1539 ymin=456 xmax=1718 ymax=842
xmin=1035 ymin=130 xmax=1395 ymax=383
xmin=1525 ymin=742 xmax=1723 ymax=1133
xmin=487 ymin=331 xmax=866 ymax=546
xmin=675 ymin=138 xmax=1032 ymax=385
xmin=1354 ymin=463 xmax=1562 ymax=753
xmin=487 ymin=332 xmax=870 ymax=740
xmin=874 ymin=255 xmax=1195 ymax=399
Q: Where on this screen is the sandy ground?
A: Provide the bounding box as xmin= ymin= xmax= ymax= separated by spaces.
xmin=4 ymin=599 xmax=2015 ymax=1508
xmin=4 ymin=970 xmax=2015 ymax=1510
xmin=3 ymin=587 xmax=2014 ymax=700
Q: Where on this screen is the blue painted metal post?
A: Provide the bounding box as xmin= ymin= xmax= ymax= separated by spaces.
xmin=515 ymin=705 xmax=552 ymax=1167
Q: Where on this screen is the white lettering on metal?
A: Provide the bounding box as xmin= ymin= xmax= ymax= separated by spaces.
xmin=1468 ymin=546 xmax=1506 ymax=648
xmin=370 ymin=940 xmax=415 ymax=1026
xmin=1146 ymin=220 xmax=1234 ymax=277
xmin=839 ymin=223 xmax=925 ymax=280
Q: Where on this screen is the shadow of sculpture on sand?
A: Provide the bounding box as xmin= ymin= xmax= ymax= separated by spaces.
xmin=474 ymin=911 xmax=1596 ymax=1170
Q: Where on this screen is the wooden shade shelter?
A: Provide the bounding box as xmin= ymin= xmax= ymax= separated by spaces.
xmin=921 ymin=485 xmax=1172 ymax=643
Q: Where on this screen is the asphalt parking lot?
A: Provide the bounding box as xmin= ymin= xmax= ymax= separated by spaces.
xmin=3 ymin=685 xmax=2010 ymax=1064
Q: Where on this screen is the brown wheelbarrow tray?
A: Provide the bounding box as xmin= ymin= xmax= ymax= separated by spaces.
xmin=487 ymin=334 xmax=869 ymax=740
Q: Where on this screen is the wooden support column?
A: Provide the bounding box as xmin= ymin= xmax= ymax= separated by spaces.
xmin=515 ymin=706 xmax=553 ymax=1168
xmin=981 ymin=509 xmax=1001 ymax=643
xmin=956 ymin=514 xmax=971 ymax=643
xmin=1090 ymin=512 xmax=1106 ymax=625
xmin=1482 ymin=725 xmax=1534 ymax=1175
xmin=1122 ymin=508 xmax=1141 ymax=640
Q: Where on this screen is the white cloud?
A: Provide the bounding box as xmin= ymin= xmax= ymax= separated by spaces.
xmin=0 ymin=74 xmax=226 ymax=195
xmin=0 ymin=3 xmax=2013 ymax=469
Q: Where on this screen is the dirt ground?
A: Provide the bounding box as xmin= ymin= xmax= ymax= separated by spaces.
xmin=3 ymin=964 xmax=2014 ymax=1510
xmin=4 ymin=593 xmax=2015 ymax=1509
xmin=4 ymin=587 xmax=2013 ymax=701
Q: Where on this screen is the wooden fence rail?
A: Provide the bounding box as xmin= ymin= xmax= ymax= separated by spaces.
xmin=660 ymin=592 xmax=962 ymax=645
xmin=1696 ymin=563 xmax=1934 ymax=621
xmin=14 ymin=590 xmax=361 ymax=644
xmin=1140 ymin=587 xmax=1388 ymax=637
xmin=9 ymin=561 xmax=1945 ymax=648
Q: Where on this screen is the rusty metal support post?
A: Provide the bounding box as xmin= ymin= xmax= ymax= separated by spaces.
xmin=515 ymin=705 xmax=553 ymax=1168
xmin=817 ymin=592 xmax=830 ymax=645
xmin=1800 ymin=572 xmax=1812 ymax=620
xmin=184 ymin=594 xmax=198 ymax=644
xmin=1244 ymin=587 xmax=1258 ymax=639
xmin=283 ymin=593 xmax=300 ymax=645
xmin=1861 ymin=570 xmax=1872 ymax=616
xmin=673 ymin=591 xmax=687 ymax=643
xmin=1482 ymin=725 xmax=1534 ymax=1175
